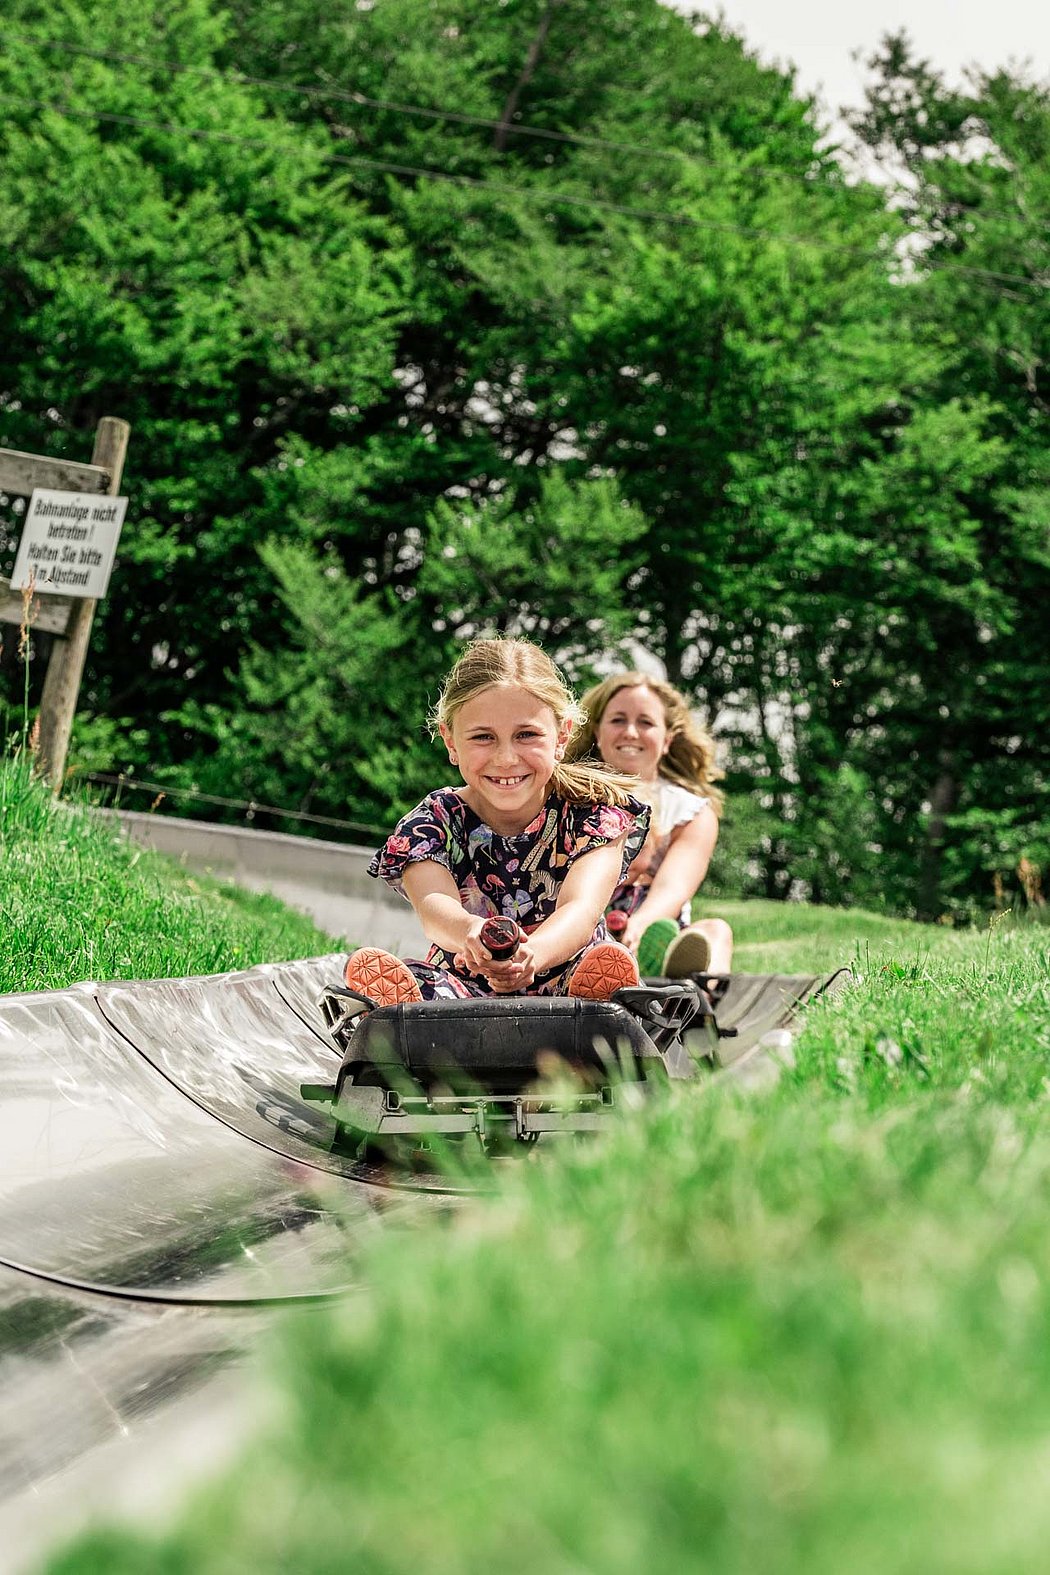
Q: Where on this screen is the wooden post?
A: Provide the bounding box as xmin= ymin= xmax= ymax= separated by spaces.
xmin=36 ymin=417 xmax=130 ymax=791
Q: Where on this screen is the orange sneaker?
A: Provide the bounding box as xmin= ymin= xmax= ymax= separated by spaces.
xmin=343 ymin=948 xmax=423 ymax=1006
xmin=567 ymin=941 xmax=640 ymax=1000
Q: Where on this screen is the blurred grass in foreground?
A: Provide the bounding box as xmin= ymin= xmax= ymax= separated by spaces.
xmin=39 ymin=812 xmax=1050 ymax=1573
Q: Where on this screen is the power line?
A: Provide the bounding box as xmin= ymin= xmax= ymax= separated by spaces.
xmin=0 ymin=87 xmax=1041 ymax=290
xmin=10 ymin=25 xmax=1046 ymax=236
xmin=6 ymin=28 xmax=839 ymax=184
xmin=84 ymin=771 xmax=388 ymax=839
xmin=0 ymin=87 xmax=857 ymax=238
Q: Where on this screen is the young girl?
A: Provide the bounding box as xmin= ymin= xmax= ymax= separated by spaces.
xmin=345 ymin=639 xmax=650 ymax=1005
xmin=571 ymin=672 xmax=734 ymax=977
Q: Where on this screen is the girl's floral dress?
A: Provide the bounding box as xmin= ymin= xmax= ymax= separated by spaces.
xmin=368 ymin=787 xmax=649 ymax=999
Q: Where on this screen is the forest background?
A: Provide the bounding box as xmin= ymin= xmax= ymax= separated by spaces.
xmin=0 ymin=0 xmax=1046 ymax=922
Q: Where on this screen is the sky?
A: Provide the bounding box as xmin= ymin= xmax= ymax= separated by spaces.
xmin=681 ymin=1 xmax=1049 ymax=128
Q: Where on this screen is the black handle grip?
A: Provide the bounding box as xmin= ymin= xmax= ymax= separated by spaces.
xmin=480 ymin=916 xmax=522 ymax=960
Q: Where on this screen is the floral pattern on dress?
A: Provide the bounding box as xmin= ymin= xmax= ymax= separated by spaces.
xmin=368 ymin=787 xmax=649 ymax=999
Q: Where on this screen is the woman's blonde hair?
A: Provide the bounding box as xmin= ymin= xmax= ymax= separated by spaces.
xmin=433 ymin=638 xmax=639 ymax=808
xmin=570 ymin=671 xmax=725 ymax=816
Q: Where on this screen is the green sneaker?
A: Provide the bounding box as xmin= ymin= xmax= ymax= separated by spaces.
xmin=663 ymin=928 xmax=712 ymax=979
xmin=636 ymin=918 xmax=680 ymax=977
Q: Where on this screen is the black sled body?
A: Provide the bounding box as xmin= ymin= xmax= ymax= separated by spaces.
xmin=308 ymin=983 xmax=716 ymax=1149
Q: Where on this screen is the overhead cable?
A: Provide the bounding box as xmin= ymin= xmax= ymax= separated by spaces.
xmin=0 ymin=88 xmax=1041 ymax=290
xmin=5 ymin=28 xmax=841 ymax=179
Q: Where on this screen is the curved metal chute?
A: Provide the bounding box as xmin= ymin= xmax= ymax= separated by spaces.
xmin=0 ymin=953 xmax=847 ymax=1564
xmin=0 ymin=953 xmax=460 ymax=1566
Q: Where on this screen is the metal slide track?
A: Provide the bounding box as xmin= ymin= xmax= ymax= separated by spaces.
xmin=704 ymin=967 xmax=852 ymax=1085
xmin=0 ymin=954 xmax=847 ymax=1565
xmin=0 ymin=954 xmax=442 ymax=1567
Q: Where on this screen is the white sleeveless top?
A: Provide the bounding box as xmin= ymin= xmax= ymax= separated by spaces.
xmin=619 ymin=779 xmax=710 ymax=925
xmin=650 ymin=779 xmax=709 ymax=838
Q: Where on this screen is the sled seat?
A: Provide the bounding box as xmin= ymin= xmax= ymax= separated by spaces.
xmin=328 ymin=990 xmax=707 ymax=1091
xmin=311 ymin=983 xmax=713 ymax=1145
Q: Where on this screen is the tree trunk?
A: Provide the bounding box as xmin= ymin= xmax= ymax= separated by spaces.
xmin=916 ymin=747 xmax=958 ymax=919
xmin=493 ymin=1 xmax=563 ymax=152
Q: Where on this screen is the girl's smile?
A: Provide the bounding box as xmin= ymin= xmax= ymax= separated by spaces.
xmin=440 ymin=684 xmax=571 ymax=834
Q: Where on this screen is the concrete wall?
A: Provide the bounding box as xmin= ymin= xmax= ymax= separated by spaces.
xmin=101 ymin=809 xmax=426 ymax=957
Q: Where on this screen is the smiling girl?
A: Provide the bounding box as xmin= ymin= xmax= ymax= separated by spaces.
xmin=344 ymin=639 xmax=649 ymax=1004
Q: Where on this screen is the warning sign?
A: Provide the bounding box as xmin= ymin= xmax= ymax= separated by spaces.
xmin=9 ymin=488 xmax=128 ymax=600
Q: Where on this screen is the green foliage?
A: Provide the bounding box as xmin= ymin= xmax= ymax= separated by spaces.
xmin=419 ymin=472 xmax=648 ymax=650
xmin=1 ymin=2 xmax=1046 ymax=918
xmin=66 ymin=710 xmax=151 ymax=779
xmin=0 ymin=0 xmax=402 ymax=749
xmin=844 ymin=38 xmax=1050 ymax=917
xmin=167 ymin=537 xmax=450 ymax=828
xmin=172 ymin=471 xmax=650 ymax=824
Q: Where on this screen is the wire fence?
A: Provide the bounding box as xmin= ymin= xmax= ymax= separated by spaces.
xmin=84 ymin=771 xmax=388 ymax=842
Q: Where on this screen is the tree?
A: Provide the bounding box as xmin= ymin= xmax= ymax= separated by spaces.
xmin=5 ymin=2 xmax=1043 ymax=919
xmin=175 ymin=473 xmax=648 ymax=829
xmin=846 ymin=35 xmax=1050 ymax=914
xmin=1 ymin=0 xmax=401 ymax=768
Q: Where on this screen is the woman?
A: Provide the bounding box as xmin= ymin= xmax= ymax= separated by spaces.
xmin=571 ymin=672 xmax=733 ymax=976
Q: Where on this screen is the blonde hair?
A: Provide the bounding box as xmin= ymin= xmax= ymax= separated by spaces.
xmin=570 ymin=671 xmax=725 ymax=816
xmin=433 ymin=638 xmax=639 ymax=808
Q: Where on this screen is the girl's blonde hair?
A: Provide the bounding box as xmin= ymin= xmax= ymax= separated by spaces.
xmin=570 ymin=671 xmax=725 ymax=816
xmin=433 ymin=638 xmax=639 ymax=808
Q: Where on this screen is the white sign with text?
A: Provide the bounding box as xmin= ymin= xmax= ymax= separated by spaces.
xmin=10 ymin=488 xmax=128 ymax=600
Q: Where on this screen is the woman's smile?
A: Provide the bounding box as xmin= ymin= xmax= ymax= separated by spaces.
xmin=596 ymin=685 xmax=670 ymax=782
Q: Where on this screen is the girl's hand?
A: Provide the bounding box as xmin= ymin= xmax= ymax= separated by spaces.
xmin=478 ymin=941 xmax=538 ymax=994
xmin=454 ymin=921 xmax=537 ymax=991
xmin=454 ymin=917 xmax=499 ymax=977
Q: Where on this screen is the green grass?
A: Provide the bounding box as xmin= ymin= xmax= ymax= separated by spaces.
xmin=7 ymin=756 xmax=1050 ymax=1573
xmin=701 ymin=894 xmax=955 ymax=974
xmin=0 ymin=756 xmax=336 ymax=991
